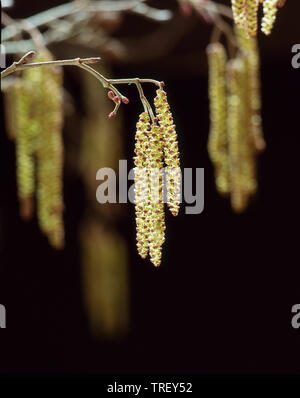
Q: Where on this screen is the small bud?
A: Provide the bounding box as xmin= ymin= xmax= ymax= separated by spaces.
xmin=108 ymin=111 xmax=116 ymax=119
xmin=122 ymin=96 xmax=129 ymax=104
xmin=107 ymin=90 xmax=115 ymax=100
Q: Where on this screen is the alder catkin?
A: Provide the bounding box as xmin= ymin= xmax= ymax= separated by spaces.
xmin=207 ymin=43 xmax=230 ymax=195
xmin=231 ymin=0 xmax=281 ymax=36
xmin=231 ymin=0 xmax=246 ymax=27
xmin=154 ymin=89 xmax=181 ymax=216
xmin=235 ymin=27 xmax=265 ymax=152
xmin=35 ymin=50 xmax=64 ymax=249
xmin=245 ymin=0 xmax=260 ymax=37
xmin=226 ymin=57 xmax=258 ymax=213
xmin=148 ymin=123 xmax=165 ymax=267
xmin=261 ymin=0 xmax=279 ymax=35
xmin=134 ymin=112 xmax=152 ymax=259
xmin=14 ymin=75 xmax=39 ymax=220
xmin=226 ymin=59 xmax=248 ymax=213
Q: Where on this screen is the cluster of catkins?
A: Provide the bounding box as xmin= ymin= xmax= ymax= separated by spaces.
xmin=4 ymin=50 xmax=64 ymax=248
xmin=207 ymin=28 xmax=265 ymax=213
xmin=134 ymin=88 xmax=181 ymax=267
xmin=231 ymin=0 xmax=287 ymax=37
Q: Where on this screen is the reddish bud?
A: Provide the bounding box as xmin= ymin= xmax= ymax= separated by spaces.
xmin=113 ymin=96 xmax=120 ymax=104
xmin=108 ymin=90 xmax=115 ymax=99
xmin=108 ymin=111 xmax=116 ymax=119
xmin=122 ymin=96 xmax=129 ymax=104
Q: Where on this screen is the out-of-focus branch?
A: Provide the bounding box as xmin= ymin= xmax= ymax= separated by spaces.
xmin=2 ymin=0 xmax=172 ymax=43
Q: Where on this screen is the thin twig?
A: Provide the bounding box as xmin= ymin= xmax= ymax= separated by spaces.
xmin=1 ymin=54 xmax=101 ymax=78
xmin=1 ymin=52 xmax=161 ymax=120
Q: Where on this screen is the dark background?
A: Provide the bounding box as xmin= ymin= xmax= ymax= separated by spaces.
xmin=0 ymin=0 xmax=300 ymax=375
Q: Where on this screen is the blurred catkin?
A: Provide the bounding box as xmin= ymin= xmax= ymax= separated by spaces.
xmin=235 ymin=27 xmax=265 ymax=153
xmin=207 ymin=31 xmax=265 ymax=213
xmin=4 ymin=50 xmax=64 ymax=247
xmin=207 ymin=43 xmax=230 ymax=195
xmin=13 ymin=78 xmax=38 ymax=220
xmin=227 ymin=57 xmax=257 ymax=213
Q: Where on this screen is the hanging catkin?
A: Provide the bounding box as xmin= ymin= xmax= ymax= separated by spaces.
xmin=235 ymin=27 xmax=265 ymax=153
xmin=4 ymin=50 xmax=65 ymax=248
xmin=231 ymin=0 xmax=282 ymax=36
xmin=148 ymin=123 xmax=165 ymax=267
xmin=261 ymin=0 xmax=279 ymax=35
xmin=226 ymin=57 xmax=257 ymax=213
xmin=231 ymin=0 xmax=246 ymax=28
xmin=34 ymin=50 xmax=64 ymax=249
xmin=207 ymin=43 xmax=230 ymax=195
xmin=134 ymin=112 xmax=152 ymax=259
xmin=13 ymin=71 xmax=40 ymax=219
xmin=245 ymin=0 xmax=260 ymax=37
xmin=154 ymin=89 xmax=181 ymax=216
xmin=134 ymin=87 xmax=181 ymax=267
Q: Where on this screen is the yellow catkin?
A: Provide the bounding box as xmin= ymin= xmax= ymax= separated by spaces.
xmin=207 ymin=43 xmax=230 ymax=195
xmin=14 ymin=76 xmax=40 ymax=220
xmin=226 ymin=59 xmax=247 ymax=212
xmin=227 ymin=57 xmax=257 ymax=213
xmin=134 ymin=112 xmax=152 ymax=259
xmin=261 ymin=0 xmax=279 ymax=35
xmin=148 ymin=124 xmax=165 ymax=267
xmin=134 ymin=114 xmax=166 ymax=267
xmin=245 ymin=0 xmax=260 ymax=37
xmin=235 ymin=27 xmax=265 ymax=153
xmin=4 ymin=83 xmax=18 ymax=141
xmin=29 ymin=51 xmax=64 ymax=249
xmin=134 ymin=87 xmax=180 ymax=266
xmin=232 ymin=0 xmax=280 ymax=36
xmin=154 ymin=89 xmax=181 ymax=216
xmin=232 ymin=0 xmax=246 ymax=27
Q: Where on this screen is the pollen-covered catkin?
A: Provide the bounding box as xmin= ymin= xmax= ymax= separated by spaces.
xmin=134 ymin=112 xmax=152 ymax=259
xmin=235 ymin=28 xmax=265 ymax=152
xmin=13 ymin=75 xmax=40 ymax=220
xmin=231 ymin=0 xmax=281 ymax=36
xmin=226 ymin=57 xmax=257 ymax=213
xmin=148 ymin=123 xmax=165 ymax=267
xmin=4 ymin=83 xmax=18 ymax=141
xmin=154 ymin=89 xmax=181 ymax=216
xmin=261 ymin=0 xmax=279 ymax=35
xmin=134 ymin=114 xmax=166 ymax=267
xmin=34 ymin=51 xmax=64 ymax=249
xmin=245 ymin=0 xmax=260 ymax=37
xmin=231 ymin=0 xmax=246 ymax=27
xmin=226 ymin=59 xmax=247 ymax=212
xmin=207 ymin=43 xmax=230 ymax=195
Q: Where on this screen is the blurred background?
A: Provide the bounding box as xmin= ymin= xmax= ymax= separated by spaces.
xmin=0 ymin=0 xmax=300 ymax=374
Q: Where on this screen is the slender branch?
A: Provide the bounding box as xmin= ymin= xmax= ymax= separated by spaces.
xmin=1 ymin=54 xmax=101 ymax=78
xmin=135 ymin=80 xmax=155 ymax=123
xmin=1 ymin=51 xmax=162 ymax=120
